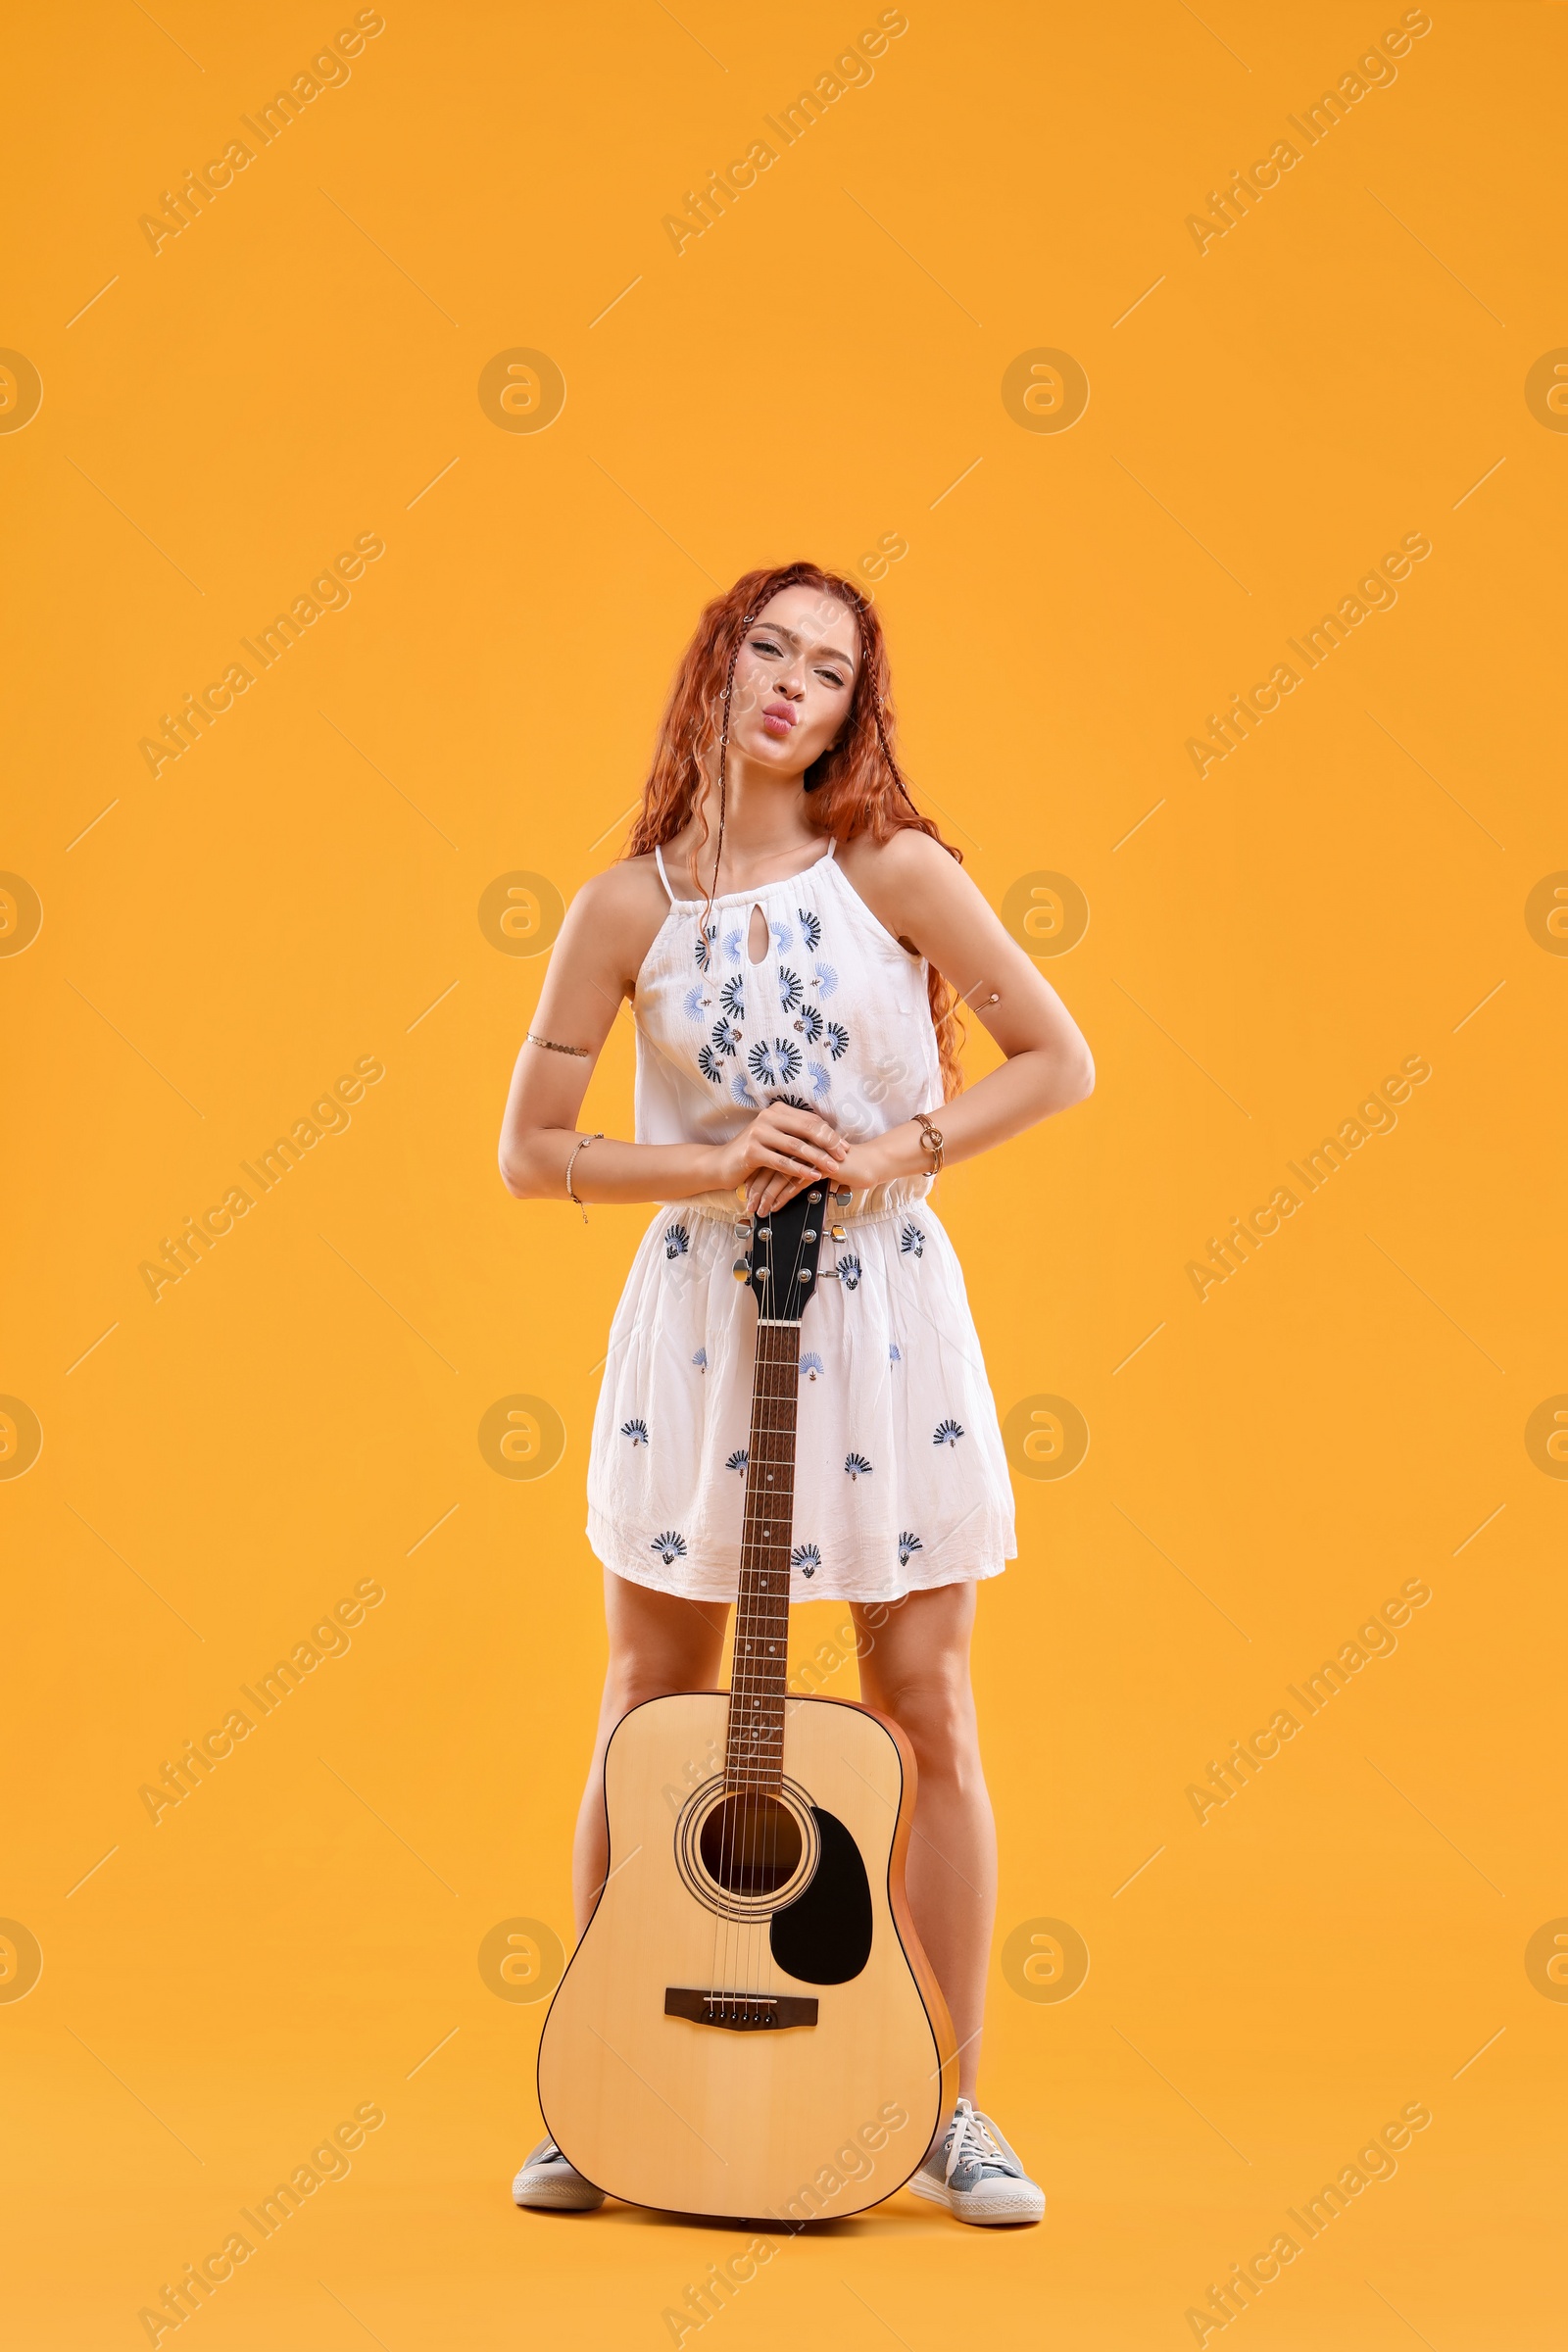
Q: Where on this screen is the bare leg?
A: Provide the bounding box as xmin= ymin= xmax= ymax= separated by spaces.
xmin=571 ymin=1571 xmax=730 ymax=1933
xmin=850 ymin=1583 xmax=997 ymax=2112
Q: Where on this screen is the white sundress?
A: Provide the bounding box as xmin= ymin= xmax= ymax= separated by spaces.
xmin=585 ymin=838 xmax=1017 ymax=1605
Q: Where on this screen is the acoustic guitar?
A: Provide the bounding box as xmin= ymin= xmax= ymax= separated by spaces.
xmin=537 ymin=1182 xmax=956 ymax=2220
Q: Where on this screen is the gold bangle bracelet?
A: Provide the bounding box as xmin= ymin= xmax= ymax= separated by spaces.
xmin=914 ymin=1111 xmax=945 ymax=1182
xmin=564 ymin=1131 xmax=604 ymax=1221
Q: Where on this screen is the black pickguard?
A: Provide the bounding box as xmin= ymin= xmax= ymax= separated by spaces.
xmin=769 ymin=1806 xmax=872 ymax=1984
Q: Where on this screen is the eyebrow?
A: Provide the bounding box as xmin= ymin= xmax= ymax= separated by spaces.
xmin=749 ymin=621 xmax=858 ymax=668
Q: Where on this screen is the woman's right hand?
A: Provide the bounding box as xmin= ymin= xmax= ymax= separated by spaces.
xmin=705 ymin=1102 xmax=848 ymax=1204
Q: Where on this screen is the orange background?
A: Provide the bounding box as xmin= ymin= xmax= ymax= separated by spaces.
xmin=5 ymin=3 xmax=1566 ymax=2345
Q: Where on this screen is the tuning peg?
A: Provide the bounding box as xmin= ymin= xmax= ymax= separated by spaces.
xmin=808 ymin=1189 xmax=822 ymax=1202
xmin=732 ymin=1257 xmax=751 ymax=1282
xmin=831 ymin=1224 xmax=848 ymax=1242
xmin=833 ymin=1188 xmax=852 ymax=1207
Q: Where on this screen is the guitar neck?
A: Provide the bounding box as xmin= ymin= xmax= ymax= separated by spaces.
xmin=724 ymin=1316 xmax=801 ymax=1792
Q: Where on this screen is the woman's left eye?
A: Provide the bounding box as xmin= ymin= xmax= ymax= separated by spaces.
xmin=817 ymin=670 xmax=847 ymax=689
xmin=752 ymin=638 xmax=783 ymax=657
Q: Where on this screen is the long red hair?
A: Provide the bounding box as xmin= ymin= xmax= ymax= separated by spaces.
xmin=623 ymin=563 xmax=964 ymax=1099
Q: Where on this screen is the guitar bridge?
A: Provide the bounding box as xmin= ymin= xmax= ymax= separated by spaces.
xmin=664 ymin=1987 xmax=818 ymax=2032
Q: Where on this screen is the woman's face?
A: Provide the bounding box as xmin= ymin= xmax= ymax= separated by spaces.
xmin=726 ymin=587 xmax=861 ymax=781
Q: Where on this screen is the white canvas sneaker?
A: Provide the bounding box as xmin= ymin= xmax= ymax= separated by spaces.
xmin=908 ymin=2099 xmax=1046 ymax=2226
xmin=511 ymin=2133 xmax=606 ymax=2211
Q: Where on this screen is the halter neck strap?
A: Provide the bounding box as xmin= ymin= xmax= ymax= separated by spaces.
xmin=652 ymin=843 xmax=677 ymax=903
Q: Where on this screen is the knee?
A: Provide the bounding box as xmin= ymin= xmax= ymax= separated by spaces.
xmin=876 ymin=1669 xmax=978 ymax=1782
xmin=604 ymin=1661 xmax=709 ymax=1721
xmin=606 ymin=1668 xmax=675 ymax=1720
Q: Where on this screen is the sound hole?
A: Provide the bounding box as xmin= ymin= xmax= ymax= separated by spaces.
xmin=699 ymin=1793 xmax=803 ymax=1897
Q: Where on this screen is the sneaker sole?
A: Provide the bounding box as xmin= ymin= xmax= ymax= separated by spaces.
xmin=908 ymin=2172 xmax=1045 ymax=2226
xmin=512 ymin=2174 xmax=606 ymax=2212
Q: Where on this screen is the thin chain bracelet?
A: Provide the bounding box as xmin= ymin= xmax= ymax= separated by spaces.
xmin=527 ymin=1032 xmax=591 ymax=1058
xmin=564 ymin=1131 xmax=604 ymax=1221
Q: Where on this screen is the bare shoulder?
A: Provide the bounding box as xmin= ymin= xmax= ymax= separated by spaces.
xmin=837 ymin=827 xmax=977 ymax=925
xmin=560 ymin=855 xmax=671 ymax=981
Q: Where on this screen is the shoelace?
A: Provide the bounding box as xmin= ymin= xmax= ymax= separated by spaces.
xmin=944 ymin=2099 xmax=1009 ymax=2183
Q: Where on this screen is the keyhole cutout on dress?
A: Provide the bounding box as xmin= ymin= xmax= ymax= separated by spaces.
xmin=747 ymin=904 xmax=769 ymax=964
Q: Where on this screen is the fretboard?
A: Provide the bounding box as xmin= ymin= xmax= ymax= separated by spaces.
xmin=723 ymin=1319 xmax=800 ymax=1791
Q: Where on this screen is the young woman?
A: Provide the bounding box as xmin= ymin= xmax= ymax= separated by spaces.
xmin=498 ymin=562 xmax=1094 ymax=2226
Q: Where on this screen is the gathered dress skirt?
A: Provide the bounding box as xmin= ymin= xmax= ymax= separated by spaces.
xmin=586 ymin=1193 xmax=1017 ymax=1605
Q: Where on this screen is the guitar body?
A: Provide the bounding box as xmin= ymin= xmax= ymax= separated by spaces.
xmin=538 ymin=1689 xmax=956 ymax=2220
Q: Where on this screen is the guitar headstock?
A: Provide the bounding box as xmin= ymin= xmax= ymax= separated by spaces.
xmin=737 ymin=1184 xmax=848 ymax=1324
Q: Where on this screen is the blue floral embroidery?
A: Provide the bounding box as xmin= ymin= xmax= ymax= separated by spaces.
xmin=835 ymin=1252 xmax=862 ymax=1292
xmin=807 ymin=1058 xmax=831 ymax=1102
xmin=844 ymin=1451 xmax=872 ymax=1482
xmin=899 ymin=1530 xmax=923 ymax=1566
xmin=933 ymin=1418 xmax=966 ymax=1447
xmin=792 ymin=1542 xmax=821 ymax=1579
xmin=900 ymin=1223 xmax=925 ymax=1258
xmin=725 ymin=1447 xmax=749 ymax=1475
xmin=823 ymin=1020 xmax=849 ymax=1061
xmin=697 ymin=1044 xmax=723 ymax=1084
xmin=720 ymin=974 xmax=746 ymax=1018
xmin=694 ymin=921 xmax=717 ymax=971
xmin=710 ymin=1017 xmax=741 ymax=1057
xmin=778 ymin=966 xmax=804 ymax=1012
xmin=889 ymin=1343 xmax=902 ymax=1363
xmin=748 ymin=1037 xmax=802 ymax=1088
xmin=683 ymin=984 xmax=710 ymax=1022
xmin=621 ymin=1418 xmax=649 ymax=1446
xmin=769 ymin=916 xmax=794 ymax=956
xmin=663 ymin=1223 xmax=690 ymax=1258
xmin=692 ymin=1348 xmax=708 ymax=1372
xmin=813 ymin=960 xmax=839 ymax=999
xmin=722 ymin=926 xmax=743 ymax=965
xmin=799 ymin=907 xmax=822 ymax=952
xmin=800 ymin=1351 xmax=824 ymax=1382
xmin=650 ymin=1529 xmax=688 ymax=1564
xmin=799 ymin=1004 xmax=824 ymax=1044
xmin=731 ymin=1073 xmax=759 ymax=1107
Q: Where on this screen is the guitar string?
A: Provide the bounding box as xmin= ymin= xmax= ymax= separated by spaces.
xmin=763 ymin=1209 xmax=809 ymax=2012
xmin=706 ymin=1199 xmax=815 ymax=2018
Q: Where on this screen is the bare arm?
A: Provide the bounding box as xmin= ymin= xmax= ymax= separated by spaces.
xmin=497 ymin=864 xmax=848 ymax=1206
xmin=745 ymin=831 xmax=1094 ymax=1210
